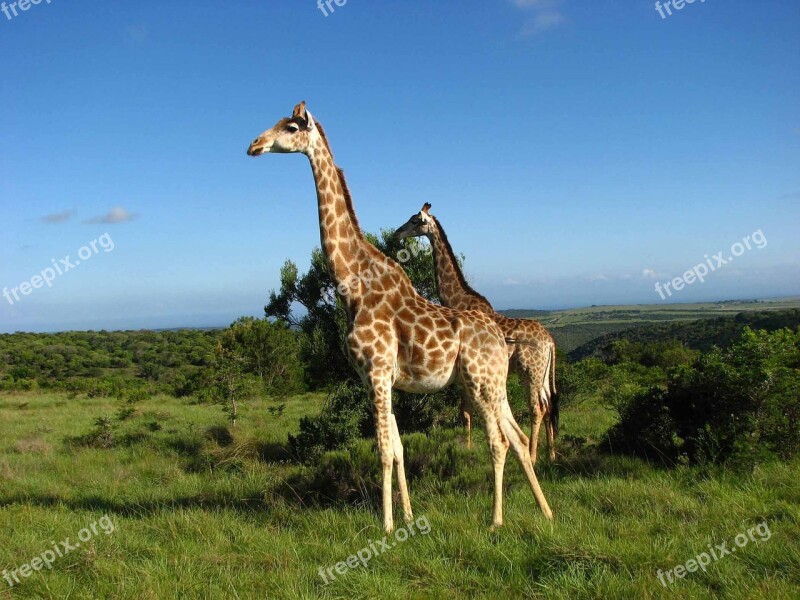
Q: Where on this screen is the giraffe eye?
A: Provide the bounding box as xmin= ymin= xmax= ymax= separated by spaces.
xmin=286 ymin=124 xmax=299 ymax=133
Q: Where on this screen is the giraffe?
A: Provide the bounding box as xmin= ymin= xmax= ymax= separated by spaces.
xmin=395 ymin=203 xmax=559 ymax=463
xmin=247 ymin=102 xmax=553 ymax=533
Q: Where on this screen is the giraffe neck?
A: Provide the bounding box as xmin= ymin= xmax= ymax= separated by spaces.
xmin=427 ymin=217 xmax=494 ymax=312
xmin=304 ymin=125 xmax=371 ymax=289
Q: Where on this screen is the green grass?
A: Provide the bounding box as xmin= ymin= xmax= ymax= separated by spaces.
xmin=1 ymin=391 xmax=798 ymax=599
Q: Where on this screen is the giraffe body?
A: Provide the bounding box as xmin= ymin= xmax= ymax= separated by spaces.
xmin=395 ymin=203 xmax=559 ymax=462
xmin=247 ymin=103 xmax=552 ymax=533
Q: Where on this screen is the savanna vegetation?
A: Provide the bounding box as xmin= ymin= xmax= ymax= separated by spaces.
xmin=1 ymin=233 xmax=798 ymax=598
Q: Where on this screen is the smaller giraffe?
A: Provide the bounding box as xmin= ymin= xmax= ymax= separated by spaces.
xmin=395 ymin=203 xmax=559 ymax=462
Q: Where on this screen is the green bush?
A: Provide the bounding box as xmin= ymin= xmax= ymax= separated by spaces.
xmin=12 ymin=378 xmax=38 ymax=391
xmin=289 ymin=430 xmax=480 ymax=507
xmin=288 ymin=381 xmax=465 ymax=465
xmin=605 ymin=327 xmax=800 ymax=468
xmin=394 ymin=385 xmax=462 ymax=433
xmin=68 ymin=416 xmax=115 ymax=449
xmin=288 ymin=382 xmax=372 ymax=464
xmin=556 ymin=357 xmax=608 ymax=406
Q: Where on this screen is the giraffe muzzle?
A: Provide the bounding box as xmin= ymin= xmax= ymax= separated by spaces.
xmin=393 ymin=223 xmax=416 ymax=240
xmin=247 ymin=144 xmax=267 ymax=156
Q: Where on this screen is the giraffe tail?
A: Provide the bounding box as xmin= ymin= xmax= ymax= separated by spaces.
xmin=549 ymin=344 xmax=560 ymax=438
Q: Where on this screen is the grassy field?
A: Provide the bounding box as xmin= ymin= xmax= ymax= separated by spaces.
xmin=1 ymin=391 xmax=798 ymax=599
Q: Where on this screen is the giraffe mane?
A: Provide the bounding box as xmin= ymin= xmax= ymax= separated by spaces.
xmin=431 ymin=216 xmax=492 ymax=307
xmin=315 ymin=121 xmax=363 ymax=236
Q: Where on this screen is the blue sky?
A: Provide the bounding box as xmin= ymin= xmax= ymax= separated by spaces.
xmin=1 ymin=0 xmax=798 ymax=333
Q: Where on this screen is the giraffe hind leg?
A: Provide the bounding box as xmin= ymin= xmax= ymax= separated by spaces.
xmin=390 ymin=413 xmax=413 ymax=523
xmin=499 ymin=405 xmax=553 ymax=520
xmin=530 ymin=401 xmax=544 ymax=464
xmin=485 ymin=415 xmax=509 ymax=529
xmin=520 ymin=371 xmax=543 ymax=463
xmin=461 ymin=392 xmax=472 ymax=449
xmin=546 ymin=416 xmax=556 ymax=461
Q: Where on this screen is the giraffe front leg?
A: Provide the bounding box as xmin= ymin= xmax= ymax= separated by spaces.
xmin=370 ymin=378 xmax=395 ymax=534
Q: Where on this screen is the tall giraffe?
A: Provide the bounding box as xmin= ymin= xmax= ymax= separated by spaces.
xmin=247 ymin=102 xmax=553 ymax=533
xmin=395 ymin=203 xmax=559 ymax=463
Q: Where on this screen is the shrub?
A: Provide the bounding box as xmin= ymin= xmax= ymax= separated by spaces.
xmin=288 ymin=382 xmax=372 ymax=464
xmin=288 ymin=381 xmax=465 ymax=465
xmin=118 ymin=388 xmax=149 ymax=404
xmin=288 ymin=430 xmax=481 ymax=507
xmin=603 ymin=386 xmax=679 ymax=463
xmin=69 ymin=416 xmax=115 ymax=449
xmin=394 ymin=385 xmax=462 ymax=433
xmin=557 ymin=357 xmax=608 ymax=406
xmin=604 ymin=327 xmax=800 ymax=468
xmin=13 ymin=378 xmax=38 ymax=391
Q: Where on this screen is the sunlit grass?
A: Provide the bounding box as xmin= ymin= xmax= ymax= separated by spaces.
xmin=1 ymin=391 xmax=798 ymax=599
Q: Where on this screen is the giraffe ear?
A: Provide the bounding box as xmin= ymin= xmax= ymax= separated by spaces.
xmin=304 ymin=109 xmax=316 ymax=131
xmin=422 ymin=203 xmax=432 ymax=213
xmin=292 ymin=101 xmax=315 ymax=130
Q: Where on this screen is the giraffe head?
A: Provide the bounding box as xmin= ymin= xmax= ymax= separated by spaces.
xmin=247 ymin=101 xmax=317 ymax=156
xmin=394 ymin=203 xmax=435 ymax=240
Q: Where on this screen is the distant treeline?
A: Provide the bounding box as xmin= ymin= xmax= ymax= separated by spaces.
xmin=568 ymin=309 xmax=800 ymax=362
xmin=498 ymin=309 xmax=552 ymax=319
xmin=0 ymin=329 xmax=219 ymax=395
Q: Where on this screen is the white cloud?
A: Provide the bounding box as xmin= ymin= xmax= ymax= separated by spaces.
xmin=511 ymin=0 xmax=566 ymax=37
xmin=124 ymin=25 xmax=148 ymax=45
xmin=642 ymin=268 xmax=658 ymax=279
xmin=40 ymin=209 xmax=75 ymax=224
xmin=84 ymin=206 xmax=138 ymax=224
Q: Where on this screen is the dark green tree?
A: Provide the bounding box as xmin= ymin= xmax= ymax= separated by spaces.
xmin=220 ymin=317 xmax=305 ymax=396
